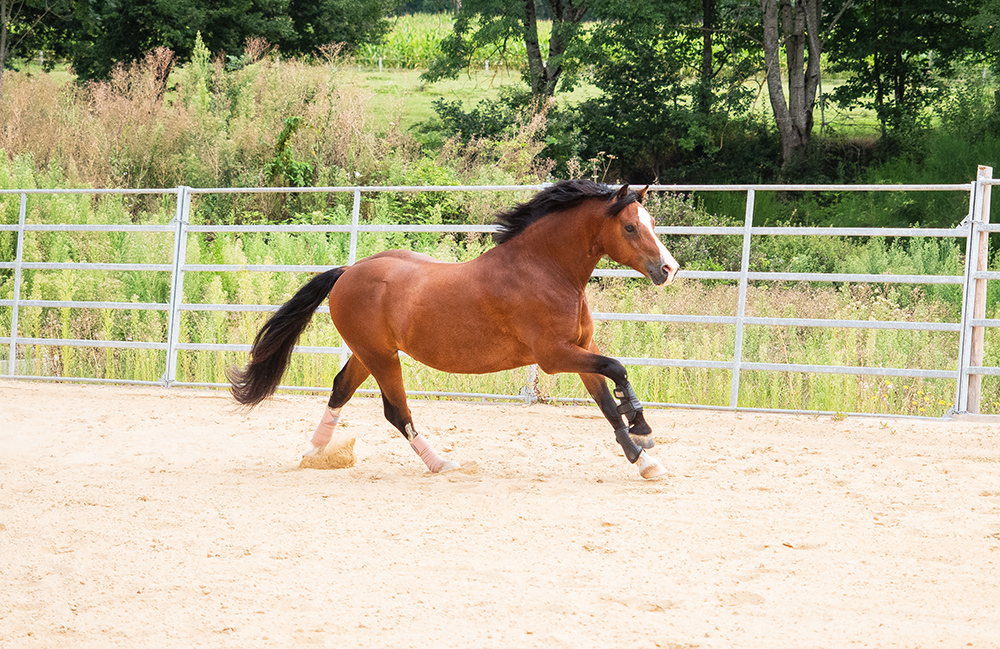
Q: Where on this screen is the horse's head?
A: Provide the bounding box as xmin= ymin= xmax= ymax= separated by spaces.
xmin=603 ymin=184 xmax=680 ymax=286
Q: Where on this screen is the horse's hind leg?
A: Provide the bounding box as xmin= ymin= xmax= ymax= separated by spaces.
xmin=306 ymin=355 xmax=370 ymax=454
xmin=367 ymin=351 xmax=459 ymax=473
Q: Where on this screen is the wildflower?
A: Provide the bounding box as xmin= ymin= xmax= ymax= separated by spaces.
xmin=939 ymin=400 xmax=947 ymax=405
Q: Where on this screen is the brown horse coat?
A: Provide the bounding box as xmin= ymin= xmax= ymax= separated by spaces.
xmin=229 ymin=180 xmax=679 ymax=477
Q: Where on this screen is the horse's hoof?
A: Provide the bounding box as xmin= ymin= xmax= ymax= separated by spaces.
xmin=436 ymin=459 xmax=462 ymax=473
xmin=636 ymin=451 xmax=667 ymax=480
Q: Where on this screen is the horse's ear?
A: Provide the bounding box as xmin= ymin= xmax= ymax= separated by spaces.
xmin=615 ymin=184 xmax=630 ymax=201
xmin=637 ymin=185 xmax=649 ymax=203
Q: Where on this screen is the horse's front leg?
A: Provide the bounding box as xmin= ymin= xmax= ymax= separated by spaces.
xmin=579 ymin=371 xmax=667 ymax=480
xmin=612 ymin=381 xmax=653 ymax=443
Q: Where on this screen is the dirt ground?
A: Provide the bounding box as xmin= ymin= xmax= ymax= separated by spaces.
xmin=1 ymin=380 xmax=999 ymax=648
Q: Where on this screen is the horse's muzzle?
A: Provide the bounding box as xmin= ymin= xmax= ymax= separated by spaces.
xmin=647 ymin=255 xmax=679 ymax=286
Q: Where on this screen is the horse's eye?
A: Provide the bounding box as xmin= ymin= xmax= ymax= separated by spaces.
xmin=624 ymin=224 xmax=636 ymax=233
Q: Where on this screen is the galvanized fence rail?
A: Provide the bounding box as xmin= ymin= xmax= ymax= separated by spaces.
xmin=1 ymin=170 xmax=997 ymax=416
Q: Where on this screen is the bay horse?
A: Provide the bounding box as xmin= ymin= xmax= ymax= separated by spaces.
xmin=228 ymin=180 xmax=680 ymax=479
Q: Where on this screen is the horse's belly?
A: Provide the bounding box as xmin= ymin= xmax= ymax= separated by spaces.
xmin=401 ymin=330 xmax=535 ymax=375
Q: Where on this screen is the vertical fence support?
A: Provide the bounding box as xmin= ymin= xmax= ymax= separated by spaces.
xmin=729 ymin=189 xmax=755 ymax=409
xmin=347 ymin=189 xmax=361 ymax=266
xmin=520 ymin=364 xmax=538 ymax=405
xmin=7 ymin=193 xmax=27 ymax=377
xmin=339 ymin=189 xmax=363 ymax=371
xmin=163 ymin=186 xmax=191 ymax=386
xmin=955 ymin=182 xmax=978 ymax=412
xmin=965 ymin=166 xmax=994 ymax=413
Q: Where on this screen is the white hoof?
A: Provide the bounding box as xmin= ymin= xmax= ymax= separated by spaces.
xmin=636 ymin=451 xmax=667 ymax=480
xmin=302 ymin=443 xmax=323 ymax=458
xmin=436 ymin=459 xmax=462 ymax=473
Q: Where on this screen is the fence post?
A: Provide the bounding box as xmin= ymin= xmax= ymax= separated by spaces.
xmin=955 ymin=182 xmax=978 ymax=412
xmin=337 ymin=189 xmax=363 ymax=371
xmin=7 ymin=193 xmax=27 ymax=377
xmin=965 ymin=166 xmax=994 ymax=413
xmin=729 ymin=189 xmax=755 ymax=409
xmin=163 ymin=186 xmax=191 ymax=386
xmin=521 ymin=364 xmax=538 ymax=405
xmin=348 ymin=189 xmax=361 ymax=265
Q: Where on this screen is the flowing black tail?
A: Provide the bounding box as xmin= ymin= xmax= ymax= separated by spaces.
xmin=228 ymin=268 xmax=345 ymax=408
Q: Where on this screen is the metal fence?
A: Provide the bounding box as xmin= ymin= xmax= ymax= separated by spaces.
xmin=1 ymin=169 xmax=997 ymax=416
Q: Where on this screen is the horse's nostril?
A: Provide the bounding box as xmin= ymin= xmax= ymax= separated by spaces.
xmin=661 ymin=261 xmax=679 ymax=285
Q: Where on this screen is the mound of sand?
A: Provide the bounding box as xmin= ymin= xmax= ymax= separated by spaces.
xmin=298 ymin=434 xmax=356 ymax=469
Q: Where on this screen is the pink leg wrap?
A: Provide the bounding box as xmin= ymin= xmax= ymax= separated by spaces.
xmin=310 ymin=407 xmax=341 ymax=448
xmin=409 ymin=433 xmax=446 ymax=473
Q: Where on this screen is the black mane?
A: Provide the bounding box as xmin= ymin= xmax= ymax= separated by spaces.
xmin=493 ymin=179 xmax=641 ymax=245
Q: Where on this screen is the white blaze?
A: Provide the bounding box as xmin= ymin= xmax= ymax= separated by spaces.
xmin=637 ymin=204 xmax=678 ymax=275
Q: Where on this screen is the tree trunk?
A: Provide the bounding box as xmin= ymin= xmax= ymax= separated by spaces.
xmin=522 ymin=0 xmax=546 ymax=95
xmin=761 ymin=0 xmax=824 ymax=166
xmin=699 ymin=0 xmax=715 ymax=114
xmin=522 ymin=0 xmax=587 ymax=97
xmin=0 ymin=0 xmax=10 ymax=102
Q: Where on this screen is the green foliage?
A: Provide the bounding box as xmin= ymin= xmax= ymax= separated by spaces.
xmin=971 ymin=0 xmax=1000 ymax=74
xmin=264 ymin=117 xmax=315 ymax=187
xmin=46 ymin=0 xmax=394 ymax=81
xmin=422 ymin=0 xmax=584 ymax=96
xmin=66 ymin=0 xmax=294 ymax=81
xmin=826 ymin=0 xmax=982 ymax=134
xmin=417 ymin=87 xmax=583 ymax=175
xmin=565 ymin=0 xmax=759 ymax=182
xmin=0 ymin=0 xmax=77 ymax=73
xmin=282 ymin=0 xmax=399 ymax=56
xmin=936 ymin=67 xmax=1000 ymax=143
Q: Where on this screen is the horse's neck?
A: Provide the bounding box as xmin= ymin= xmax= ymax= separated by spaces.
xmin=502 ymin=210 xmax=605 ymax=288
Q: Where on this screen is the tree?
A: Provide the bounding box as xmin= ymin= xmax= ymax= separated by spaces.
xmin=66 ymin=0 xmax=300 ymax=81
xmin=55 ymin=0 xmax=395 ymax=81
xmin=972 ymin=0 xmax=1000 ymax=72
xmin=0 ymin=0 xmax=74 ymax=99
xmin=566 ymin=0 xmax=758 ymax=180
xmin=283 ymin=0 xmax=398 ymax=56
xmin=826 ymin=0 xmax=983 ymax=134
xmin=759 ymin=0 xmax=852 ymax=167
xmin=423 ymin=0 xmax=590 ymax=96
